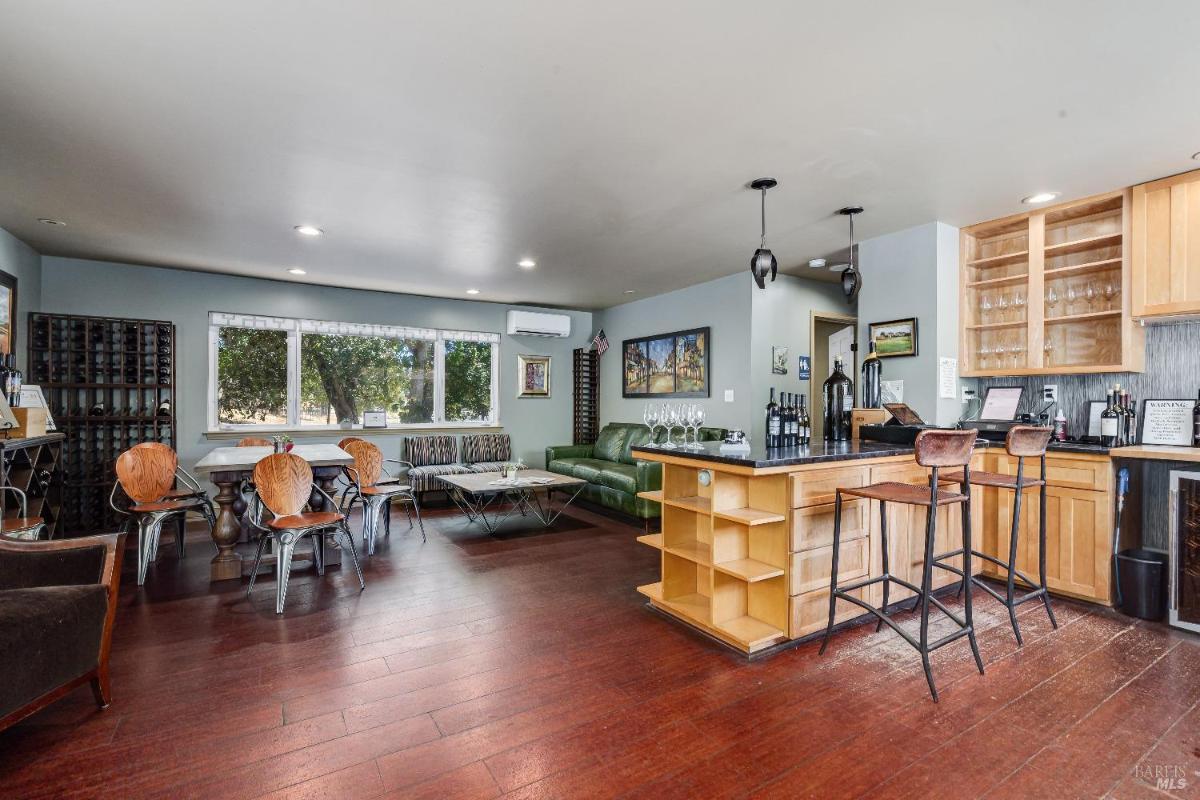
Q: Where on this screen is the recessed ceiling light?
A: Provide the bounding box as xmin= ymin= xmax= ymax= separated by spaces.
xmin=466 ymin=288 xmax=480 ymax=295
xmin=1021 ymin=192 xmax=1059 ymax=205
xmin=624 ymin=290 xmax=636 ymax=294
xmin=294 ymin=225 xmax=324 ymax=236
xmin=808 ymin=258 xmax=826 ymax=269
xmin=38 ymin=218 xmax=66 ymax=226
xmin=518 ymin=258 xmax=537 ymax=269
xmin=287 ymin=268 xmax=307 ymax=275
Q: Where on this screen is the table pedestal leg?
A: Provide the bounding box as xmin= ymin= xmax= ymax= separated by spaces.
xmin=210 ymin=470 xmax=243 ymax=581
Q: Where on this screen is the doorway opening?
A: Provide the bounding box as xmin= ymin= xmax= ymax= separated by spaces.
xmin=809 ymin=311 xmax=857 ymax=442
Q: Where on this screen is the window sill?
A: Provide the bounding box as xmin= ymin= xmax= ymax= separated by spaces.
xmin=204 ymin=423 xmax=503 ymax=440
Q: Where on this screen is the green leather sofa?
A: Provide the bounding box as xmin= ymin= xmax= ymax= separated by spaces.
xmin=545 ymin=422 xmax=726 ymax=520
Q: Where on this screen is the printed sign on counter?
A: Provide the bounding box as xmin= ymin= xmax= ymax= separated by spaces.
xmin=1139 ymin=399 xmax=1194 ymax=446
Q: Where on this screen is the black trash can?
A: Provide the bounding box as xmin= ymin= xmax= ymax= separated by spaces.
xmin=1116 ymin=548 xmax=1168 ymax=621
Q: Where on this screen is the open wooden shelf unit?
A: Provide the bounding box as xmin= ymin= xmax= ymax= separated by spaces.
xmin=636 ymin=463 xmax=790 ymax=653
xmin=959 ymin=190 xmax=1144 ymax=377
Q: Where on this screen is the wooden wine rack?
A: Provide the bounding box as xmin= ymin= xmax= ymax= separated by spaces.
xmin=28 ymin=313 xmax=177 ymax=533
xmin=0 ymin=434 xmax=63 ymax=538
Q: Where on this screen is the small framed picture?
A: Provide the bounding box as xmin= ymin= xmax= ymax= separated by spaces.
xmin=1138 ymin=399 xmax=1195 ymax=446
xmin=1085 ymin=400 xmax=1108 ymax=441
xmin=362 ymin=409 xmax=387 ymax=428
xmin=868 ymin=317 xmax=918 ymax=358
xmin=771 ymin=346 xmax=788 ymax=375
xmin=517 ymin=354 xmax=551 ymax=398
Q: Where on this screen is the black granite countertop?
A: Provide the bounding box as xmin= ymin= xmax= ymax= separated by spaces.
xmin=630 ymin=439 xmax=917 ymax=468
xmin=630 ymin=435 xmax=1111 ymax=469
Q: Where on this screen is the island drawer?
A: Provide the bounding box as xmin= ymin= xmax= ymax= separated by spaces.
xmin=789 ymin=466 xmax=869 ymax=508
xmin=790 ymin=586 xmax=868 ymax=638
xmin=790 ymin=499 xmax=869 ymax=551
xmin=790 ymin=535 xmax=870 ymax=595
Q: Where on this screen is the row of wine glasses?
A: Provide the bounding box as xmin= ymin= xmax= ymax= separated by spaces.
xmin=976 ymin=334 xmax=1027 ymax=370
xmin=978 ymin=288 xmax=1026 ymax=324
xmin=643 ymin=402 xmax=707 ymax=450
xmin=1045 ymin=278 xmax=1120 ymax=317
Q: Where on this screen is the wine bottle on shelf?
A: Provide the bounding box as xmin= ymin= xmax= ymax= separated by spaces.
xmin=765 ymin=388 xmax=780 ymax=449
xmin=860 ymin=339 xmax=882 ymax=409
xmin=798 ymin=393 xmax=811 ymax=445
xmin=9 ymin=354 xmax=22 ymax=408
xmin=823 ymin=357 xmax=853 ymax=442
xmin=156 ymin=399 xmax=171 ymax=418
xmin=1100 ymin=389 xmax=1119 ymax=448
xmin=1193 ymin=390 xmax=1200 ymax=447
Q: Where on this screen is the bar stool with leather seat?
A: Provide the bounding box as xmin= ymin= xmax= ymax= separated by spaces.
xmin=340 ymin=439 xmax=425 ymax=555
xmin=820 ymin=428 xmax=984 ymax=702
xmin=246 ymin=452 xmax=364 ymax=614
xmin=935 ymin=425 xmax=1057 ymax=645
xmin=0 ymin=486 xmax=47 ymax=540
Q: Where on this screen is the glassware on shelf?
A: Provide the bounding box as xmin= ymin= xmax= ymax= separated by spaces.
xmin=1065 ymin=283 xmax=1079 ymax=315
xmin=1103 ymin=280 xmax=1119 ymax=311
xmin=1012 ymin=289 xmax=1025 ymax=321
xmin=995 ymin=292 xmax=1010 ymax=322
xmin=1084 ymin=281 xmax=1098 ymax=311
xmin=1045 ymin=286 xmax=1059 ymax=318
xmin=979 ymin=293 xmax=993 ymax=324
xmin=1043 ymin=340 xmax=1054 ymax=367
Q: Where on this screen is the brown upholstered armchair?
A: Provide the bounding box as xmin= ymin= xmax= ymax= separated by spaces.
xmin=0 ymin=532 xmax=126 ymax=733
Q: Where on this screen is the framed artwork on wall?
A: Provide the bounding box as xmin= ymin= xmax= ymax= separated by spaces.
xmin=0 ymin=269 xmax=16 ymax=356
xmin=621 ymin=326 xmax=709 ymax=398
xmin=868 ymin=317 xmax=918 ymax=358
xmin=517 ymin=354 xmax=551 ymax=398
xmin=771 ymin=346 xmax=788 ymax=375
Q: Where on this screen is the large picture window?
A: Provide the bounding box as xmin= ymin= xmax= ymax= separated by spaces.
xmin=209 ymin=313 xmax=499 ymax=430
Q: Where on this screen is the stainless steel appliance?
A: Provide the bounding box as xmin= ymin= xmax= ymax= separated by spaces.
xmin=1168 ymin=469 xmax=1200 ymax=634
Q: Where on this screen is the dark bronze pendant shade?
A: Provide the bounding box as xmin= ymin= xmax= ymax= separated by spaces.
xmin=749 ymin=178 xmax=778 ymax=289
xmin=838 ymin=206 xmax=863 ymax=302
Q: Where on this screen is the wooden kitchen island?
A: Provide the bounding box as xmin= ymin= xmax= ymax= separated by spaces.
xmin=632 ymin=437 xmax=1118 ymax=655
xmin=630 ymin=440 xmax=985 ymax=655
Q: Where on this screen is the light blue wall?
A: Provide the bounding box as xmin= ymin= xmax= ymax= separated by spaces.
xmin=0 ymin=225 xmax=42 ymax=371
xmin=748 ymin=275 xmax=852 ymax=443
xmin=593 ymin=272 xmax=753 ymax=434
xmin=39 ymin=257 xmax=592 ymax=473
xmin=856 ymin=221 xmax=961 ymax=425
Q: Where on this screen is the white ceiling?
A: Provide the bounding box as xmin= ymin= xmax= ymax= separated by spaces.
xmin=1 ymin=1 xmax=1199 ymax=310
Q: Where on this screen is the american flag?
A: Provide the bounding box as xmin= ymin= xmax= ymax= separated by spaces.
xmin=591 ymin=329 xmax=609 ymax=355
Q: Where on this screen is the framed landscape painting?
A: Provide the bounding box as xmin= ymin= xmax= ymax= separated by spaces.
xmin=0 ymin=269 xmax=15 ymax=356
xmin=868 ymin=317 xmax=918 ymax=358
xmin=621 ymin=326 xmax=709 ymax=398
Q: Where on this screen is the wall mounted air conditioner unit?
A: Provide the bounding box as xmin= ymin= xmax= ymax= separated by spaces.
xmin=506 ymin=310 xmax=571 ymax=338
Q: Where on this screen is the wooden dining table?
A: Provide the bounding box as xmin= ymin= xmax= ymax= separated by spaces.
xmin=193 ymin=443 xmax=354 ymax=581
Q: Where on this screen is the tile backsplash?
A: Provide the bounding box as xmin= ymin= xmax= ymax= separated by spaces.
xmin=970 ymin=320 xmax=1200 ymax=436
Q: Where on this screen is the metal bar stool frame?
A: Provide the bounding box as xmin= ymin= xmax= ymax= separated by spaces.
xmin=935 ymin=426 xmax=1058 ymax=645
xmin=820 ymin=428 xmax=984 ymax=702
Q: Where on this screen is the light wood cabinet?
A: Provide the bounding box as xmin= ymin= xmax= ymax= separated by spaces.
xmin=981 ymin=452 xmax=1113 ymax=605
xmin=960 ymin=190 xmax=1144 ymax=376
xmin=1131 ymin=168 xmax=1200 ymax=318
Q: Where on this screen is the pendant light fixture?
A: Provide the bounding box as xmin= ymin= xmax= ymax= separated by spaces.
xmin=838 ymin=206 xmax=864 ymax=302
xmin=749 ymin=178 xmax=778 ymax=290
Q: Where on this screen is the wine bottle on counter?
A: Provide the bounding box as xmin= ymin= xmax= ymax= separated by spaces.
xmin=860 ymin=339 xmax=882 ymax=409
xmin=786 ymin=392 xmax=797 ymax=446
xmin=1193 ymin=390 xmax=1200 ymax=447
xmin=789 ymin=393 xmax=800 ymax=446
xmin=779 ymin=392 xmax=789 ymax=447
xmin=765 ymin=388 xmax=781 ymax=449
xmin=1127 ymin=398 xmax=1138 ymax=446
xmin=4 ymin=354 xmax=20 ymax=407
xmin=1100 ymin=389 xmax=1119 ymax=448
xmin=798 ymin=393 xmax=811 ymax=445
xmin=823 ymin=357 xmax=853 ymax=442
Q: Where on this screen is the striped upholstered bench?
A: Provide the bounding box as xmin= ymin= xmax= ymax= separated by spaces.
xmin=403 ymin=435 xmax=471 ymax=496
xmin=461 ymin=433 xmax=528 ymax=474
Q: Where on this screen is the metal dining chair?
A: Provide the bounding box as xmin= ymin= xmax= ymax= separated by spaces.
xmin=129 ymin=442 xmax=217 ymax=534
xmin=246 ymin=453 xmax=364 ymax=614
xmin=0 ymin=486 xmax=47 ymax=540
xmin=111 ymin=445 xmax=216 ymax=585
xmin=339 ymin=439 xmax=425 ymax=555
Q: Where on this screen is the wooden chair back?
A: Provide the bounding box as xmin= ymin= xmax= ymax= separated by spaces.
xmin=252 ymin=453 xmax=314 ymax=517
xmin=115 ymin=446 xmax=178 ymax=504
xmin=237 ymin=437 xmax=273 ymax=447
xmin=914 ymin=429 xmax=977 ymax=468
xmin=344 ymin=439 xmax=384 ymax=486
xmin=1005 ymin=425 xmax=1053 ymax=458
xmin=337 ymin=436 xmax=364 ymax=449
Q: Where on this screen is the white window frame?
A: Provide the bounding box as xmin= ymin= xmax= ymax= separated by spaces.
xmin=207 ymin=312 xmax=501 ymax=432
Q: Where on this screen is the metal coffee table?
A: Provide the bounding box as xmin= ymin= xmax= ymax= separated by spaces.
xmin=437 ymin=469 xmax=587 ymax=534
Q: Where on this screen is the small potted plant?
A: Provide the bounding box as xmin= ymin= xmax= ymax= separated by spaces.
xmin=272 ymin=434 xmax=294 ymax=454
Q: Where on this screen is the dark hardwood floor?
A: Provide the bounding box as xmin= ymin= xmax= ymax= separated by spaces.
xmin=1 ymin=502 xmax=1198 ymax=799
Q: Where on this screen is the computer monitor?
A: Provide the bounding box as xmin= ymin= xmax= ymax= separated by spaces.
xmin=979 ymin=386 xmax=1024 ymax=421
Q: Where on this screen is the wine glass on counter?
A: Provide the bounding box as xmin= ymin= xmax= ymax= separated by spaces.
xmin=691 ymin=404 xmax=706 ymax=446
xmin=660 ymin=404 xmax=679 ymax=449
xmin=643 ymin=403 xmax=660 ymax=447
